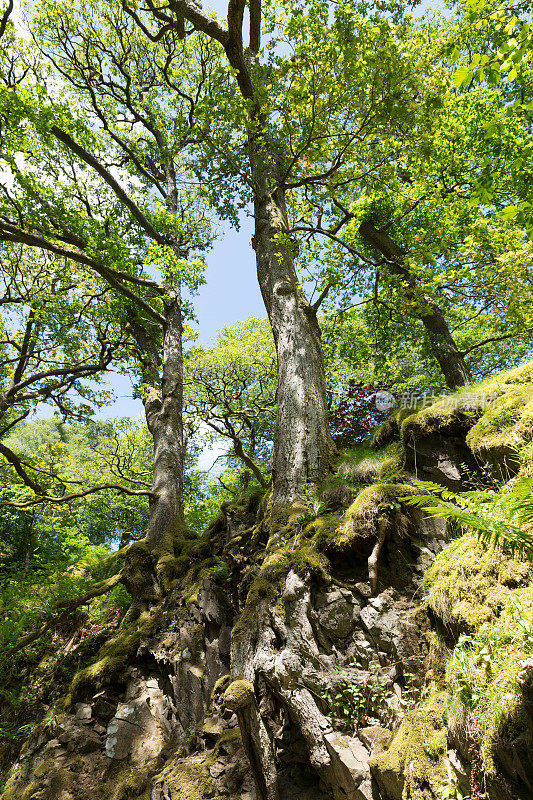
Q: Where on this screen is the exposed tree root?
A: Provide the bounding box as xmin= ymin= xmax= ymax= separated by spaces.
xmin=368 ymin=516 xmax=388 ymax=595
xmin=224 ymin=680 xmax=280 ymax=800
xmin=230 ymin=569 xmax=337 ymax=799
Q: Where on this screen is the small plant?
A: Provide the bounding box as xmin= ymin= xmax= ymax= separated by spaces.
xmin=184 ymin=724 xmax=196 ymax=742
xmin=0 ymin=721 xmax=35 ymax=742
xmin=439 ymin=773 xmax=469 ymax=800
xmin=208 ymin=556 xmax=231 ymax=582
xmin=295 ymin=496 xmax=331 ymax=527
xmin=406 ymin=479 xmax=533 ymax=559
xmin=324 ymin=659 xmax=418 ymax=729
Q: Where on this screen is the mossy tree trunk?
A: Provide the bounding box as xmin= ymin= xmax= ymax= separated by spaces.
xmin=125 ymin=290 xmax=184 ymax=604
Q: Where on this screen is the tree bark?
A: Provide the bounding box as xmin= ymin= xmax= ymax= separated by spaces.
xmin=251 ymin=149 xmax=336 ymax=503
xmin=125 ymin=294 xmax=184 ymax=604
xmin=144 ymin=290 xmax=185 ymax=548
xmin=359 ymin=221 xmax=471 ymax=390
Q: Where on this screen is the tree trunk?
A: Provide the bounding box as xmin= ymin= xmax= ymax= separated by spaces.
xmin=144 ymin=289 xmax=185 ymax=549
xmin=251 ymin=149 xmax=336 ymax=504
xmin=359 ymin=221 xmax=471 ymax=390
xmin=124 ymin=292 xmax=185 ymax=605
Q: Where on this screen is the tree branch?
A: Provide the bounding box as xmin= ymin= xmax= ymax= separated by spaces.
xmin=460 ymin=331 xmax=531 ymax=356
xmin=50 ymin=126 xmax=167 ymax=246
xmin=0 ymin=0 xmax=13 ymax=39
xmin=249 ymin=0 xmax=261 ymax=55
xmin=0 ymin=223 xmax=165 ymax=325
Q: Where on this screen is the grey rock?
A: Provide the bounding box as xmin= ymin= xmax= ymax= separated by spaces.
xmin=74 ymin=703 xmax=92 ymax=721
xmin=318 ymin=598 xmax=360 ymax=640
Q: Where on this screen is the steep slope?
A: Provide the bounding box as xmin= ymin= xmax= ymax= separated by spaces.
xmin=2 ymin=364 xmax=533 ymax=800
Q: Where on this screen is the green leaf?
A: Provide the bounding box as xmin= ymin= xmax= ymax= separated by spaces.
xmin=454 ymin=67 xmax=472 ymax=87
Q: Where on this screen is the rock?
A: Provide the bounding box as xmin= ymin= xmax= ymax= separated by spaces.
xmin=202 ymin=715 xmax=224 ymax=740
xmin=92 ymin=693 xmax=116 ymax=720
xmin=283 ymin=571 xmax=306 ymax=602
xmin=359 ymin=726 xmax=393 ymax=754
xmin=209 ymin=760 xmax=226 ymax=779
xmin=74 ymin=703 xmax=92 ymax=721
xmin=318 ymin=596 xmax=360 ymax=640
xmin=324 ymin=732 xmax=372 ymax=800
xmin=105 ymin=692 xmax=168 ymax=763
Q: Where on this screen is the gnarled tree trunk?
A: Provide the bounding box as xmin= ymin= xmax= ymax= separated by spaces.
xmin=251 ymin=151 xmax=336 ymax=503
xmin=125 ymin=288 xmax=185 ymax=605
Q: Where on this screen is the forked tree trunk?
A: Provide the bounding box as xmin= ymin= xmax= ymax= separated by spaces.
xmin=251 ymin=149 xmax=336 ymax=503
xmin=360 ymin=221 xmax=471 ymax=390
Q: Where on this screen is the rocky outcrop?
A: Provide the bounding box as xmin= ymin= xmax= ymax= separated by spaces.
xmin=1 ymin=493 xmax=448 ymax=800
xmin=3 ymin=365 xmax=533 ymax=800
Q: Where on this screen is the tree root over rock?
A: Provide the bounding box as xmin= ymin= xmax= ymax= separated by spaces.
xmin=228 ymin=568 xmax=373 ymax=800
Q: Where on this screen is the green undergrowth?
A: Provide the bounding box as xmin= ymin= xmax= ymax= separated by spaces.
xmin=374 ymin=525 xmax=533 ymax=793
xmin=424 ymin=531 xmax=533 ymax=773
xmin=0 ymin=544 xmax=130 ymax=751
xmin=336 ymin=441 xmax=405 ymax=485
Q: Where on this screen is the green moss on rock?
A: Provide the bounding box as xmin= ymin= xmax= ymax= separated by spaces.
xmin=318 ymin=483 xmax=416 ymax=553
xmin=67 ymin=608 xmax=161 ymax=702
xmin=423 ymin=531 xmax=532 ymax=629
xmin=160 ymin=757 xmax=217 ymax=800
xmin=370 ymin=691 xmax=448 ymax=800
xmin=223 ymin=679 xmax=255 ymax=711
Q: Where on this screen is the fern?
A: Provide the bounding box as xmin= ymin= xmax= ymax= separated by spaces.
xmin=406 ymin=479 xmax=533 ymax=559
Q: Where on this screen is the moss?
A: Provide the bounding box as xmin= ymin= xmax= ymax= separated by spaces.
xmin=424 ymin=529 xmax=533 ymax=774
xmin=213 ymin=726 xmax=242 ymax=757
xmin=337 ymin=441 xmax=405 ymax=485
xmin=287 ymin=541 xmax=331 ymax=582
xmin=223 ymin=679 xmax=255 ymax=711
xmin=180 ymin=560 xmax=215 ymax=606
xmin=210 ymin=674 xmax=231 ymax=703
xmin=370 ymin=690 xmax=448 ymax=800
xmin=109 ymin=759 xmax=162 ymax=800
xmin=161 ymin=758 xmax=217 ymax=800
xmin=371 ymin=408 xmax=418 ymax=450
xmin=231 ymin=576 xmax=277 ymax=646
xmin=466 ymin=383 xmax=533 ymax=470
xmin=399 ymin=362 xmax=533 ymax=475
xmin=67 ymin=608 xmax=161 ymax=702
xmin=317 ymin=483 xmax=416 ymax=553
xmin=423 ymin=531 xmax=532 ymax=629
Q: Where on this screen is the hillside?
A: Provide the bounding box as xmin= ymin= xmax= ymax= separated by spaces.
xmin=1 ymin=364 xmax=532 ymax=800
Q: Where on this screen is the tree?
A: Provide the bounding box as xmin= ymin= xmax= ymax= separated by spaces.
xmin=0 ymin=15 xmax=213 ymax=602
xmin=185 ymin=317 xmax=276 ymax=488
xmin=286 ymin=5 xmax=533 ymax=390
xmin=0 ymin=245 xmax=148 ymax=502
xmin=0 ymin=418 xmax=151 ymax=569
xmin=123 ymin=0 xmax=429 ymax=502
